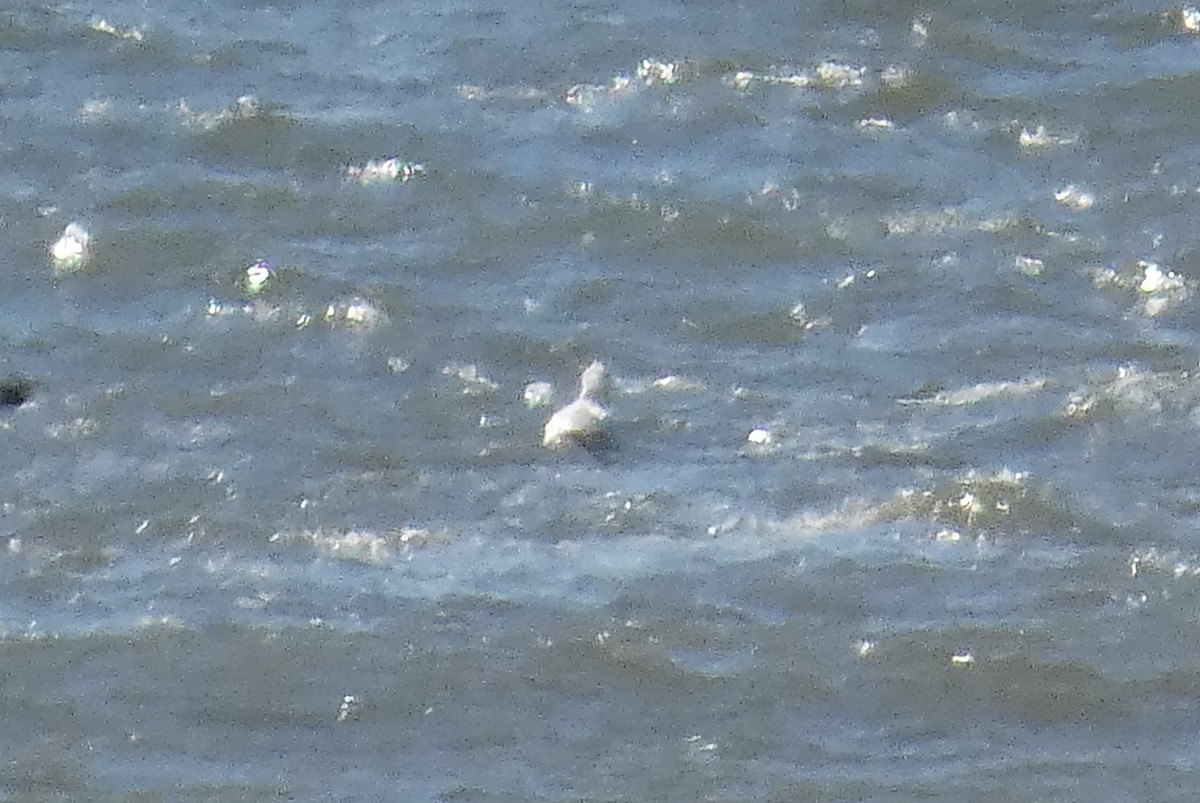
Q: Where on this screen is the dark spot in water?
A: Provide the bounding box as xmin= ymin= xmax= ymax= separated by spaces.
xmin=577 ymin=430 xmax=617 ymax=462
xmin=0 ymin=377 xmax=34 ymax=407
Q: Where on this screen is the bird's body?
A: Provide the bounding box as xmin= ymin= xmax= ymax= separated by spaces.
xmin=543 ymin=361 xmax=609 ymax=450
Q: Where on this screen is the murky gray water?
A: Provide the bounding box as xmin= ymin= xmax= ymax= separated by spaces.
xmin=4 ymin=0 xmax=1200 ymax=799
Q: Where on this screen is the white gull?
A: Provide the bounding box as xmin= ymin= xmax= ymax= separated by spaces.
xmin=542 ymin=361 xmax=609 ymax=449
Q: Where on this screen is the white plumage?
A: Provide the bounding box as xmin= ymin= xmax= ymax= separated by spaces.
xmin=542 ymin=361 xmax=609 ymax=449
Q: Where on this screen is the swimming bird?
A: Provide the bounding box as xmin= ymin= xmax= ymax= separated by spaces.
xmin=542 ymin=361 xmax=610 ymax=450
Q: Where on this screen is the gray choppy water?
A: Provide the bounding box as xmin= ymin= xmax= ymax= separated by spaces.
xmin=5 ymin=0 xmax=1200 ymax=799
